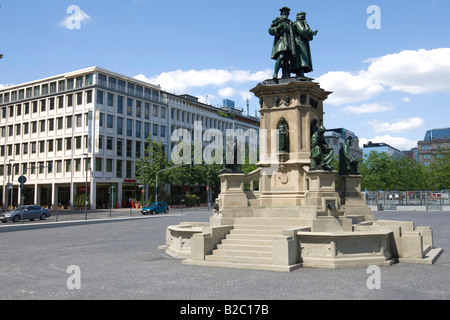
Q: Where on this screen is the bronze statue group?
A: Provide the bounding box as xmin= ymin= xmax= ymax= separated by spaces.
xmin=269 ymin=7 xmax=318 ymax=79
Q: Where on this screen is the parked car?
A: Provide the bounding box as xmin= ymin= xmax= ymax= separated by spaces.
xmin=1 ymin=205 xmax=51 ymax=223
xmin=141 ymin=202 xmax=169 ymax=215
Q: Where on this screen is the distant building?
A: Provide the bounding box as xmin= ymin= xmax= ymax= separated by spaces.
xmin=418 ymin=128 xmax=450 ymax=166
xmin=402 ymin=147 xmax=419 ymax=162
xmin=363 ymin=141 xmax=402 ymax=159
xmin=324 ymin=128 xmax=363 ymax=160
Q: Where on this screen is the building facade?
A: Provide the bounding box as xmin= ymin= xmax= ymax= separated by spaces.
xmin=362 ymin=141 xmax=402 ymax=159
xmin=324 ymin=128 xmax=363 ymax=160
xmin=417 ymin=128 xmax=450 ymax=166
xmin=0 ymin=67 xmax=259 ymax=210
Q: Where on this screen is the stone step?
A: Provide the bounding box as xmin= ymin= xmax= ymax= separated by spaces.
xmin=205 ymin=254 xmax=273 ymax=265
xmin=221 ymin=238 xmax=273 ymax=246
xmin=216 ymin=243 xmax=272 ymax=252
xmin=212 ymin=248 xmax=272 ymax=258
xmin=225 ymin=233 xmax=276 ymax=241
xmin=234 ymin=217 xmax=310 ymax=227
xmin=229 ymin=229 xmax=283 ymax=236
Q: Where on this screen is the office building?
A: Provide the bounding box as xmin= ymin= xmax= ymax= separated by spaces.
xmin=418 ymin=128 xmax=450 ymax=166
xmin=0 ymin=67 xmax=259 ymax=210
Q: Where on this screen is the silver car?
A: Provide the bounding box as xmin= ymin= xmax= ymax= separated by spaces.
xmin=1 ymin=205 xmax=51 ymax=223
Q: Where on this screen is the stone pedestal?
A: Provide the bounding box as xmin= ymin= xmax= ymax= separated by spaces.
xmin=337 ymin=175 xmax=375 ymax=221
xmin=251 ymin=78 xmax=331 ymax=208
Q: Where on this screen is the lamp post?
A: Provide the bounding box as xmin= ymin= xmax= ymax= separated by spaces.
xmin=7 ymin=159 xmax=15 ymax=211
xmin=82 ymin=153 xmax=89 ymax=220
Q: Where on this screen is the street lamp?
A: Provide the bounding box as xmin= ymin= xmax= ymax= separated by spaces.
xmin=7 ymin=159 xmax=15 ymax=211
xmin=82 ymin=153 xmax=89 ymax=220
xmin=0 ymin=54 xmax=3 ymax=59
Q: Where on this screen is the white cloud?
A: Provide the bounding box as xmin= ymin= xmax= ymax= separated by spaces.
xmin=368 ymin=117 xmax=424 ymax=133
xmin=342 ymin=103 xmax=395 ymax=114
xmin=134 ymin=68 xmax=272 ymax=93
xmin=317 ymin=71 xmax=383 ymax=106
xmin=359 ymin=135 xmax=418 ymax=151
xmin=402 ymin=97 xmax=410 ymax=103
xmin=218 ymin=87 xmax=236 ymax=98
xmin=59 ymin=5 xmax=91 ymax=30
xmin=320 ymin=48 xmax=450 ymax=106
xmin=363 ymin=48 xmax=450 ymax=94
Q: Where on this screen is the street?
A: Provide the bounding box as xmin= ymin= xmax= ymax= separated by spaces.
xmin=0 ymin=209 xmax=449 ymax=301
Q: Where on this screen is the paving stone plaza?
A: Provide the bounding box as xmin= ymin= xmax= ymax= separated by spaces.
xmin=0 ymin=208 xmax=448 ymax=301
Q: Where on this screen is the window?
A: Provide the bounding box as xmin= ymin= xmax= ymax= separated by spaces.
xmin=126 ymin=161 xmax=132 ymax=178
xmin=47 ymin=161 xmax=53 ymax=173
xmin=136 ymin=101 xmax=142 ymax=118
xmin=31 ymin=142 xmax=36 ymax=154
xmin=48 ymin=119 xmax=54 ymax=131
xmin=153 ymin=124 xmax=158 ymax=136
xmin=31 ymin=121 xmax=37 ymax=133
xmin=76 ymin=92 xmax=83 ymax=105
xmin=40 ymin=120 xmax=45 ymax=132
xmin=127 ymin=98 xmax=133 ymax=116
xmin=66 ymin=116 xmax=72 ymax=129
xmin=161 ymin=107 xmax=166 ymax=119
xmin=117 ymin=140 xmax=123 ymax=156
xmin=107 ymin=93 xmax=114 ymax=107
xmin=145 ymin=103 xmax=150 ymax=119
xmin=161 ymin=125 xmax=166 ymax=138
xmin=107 ymin=115 xmax=114 ymax=128
xmin=153 ymin=105 xmax=159 ymax=117
xmin=126 ymin=140 xmax=132 ymax=157
xmin=67 ymin=78 xmax=74 ymax=90
xmin=86 ymin=90 xmax=93 ymax=104
xmin=116 ymin=160 xmax=122 ymax=178
xmin=22 ymin=143 xmax=28 ymax=155
xmin=75 ymin=136 xmax=82 ymax=149
xmin=66 ymin=137 xmax=72 ymax=150
xmin=117 ymin=96 xmax=124 ymax=114
xmin=56 ymin=138 xmax=63 ymax=151
xmin=47 ymin=140 xmax=53 ymax=152
xmin=65 ymin=160 xmax=71 ymax=172
xmin=117 ymin=117 xmax=123 ymax=135
xmin=135 ymin=141 xmax=141 ymax=158
xmin=76 ymin=114 xmax=82 ymax=127
xmin=127 ymin=119 xmax=132 ymax=136
xmin=75 ymin=159 xmax=81 ymax=172
xmin=97 ymin=90 xmax=104 ymax=104
xmin=67 ymin=94 xmax=73 ymax=107
xmin=106 ymin=137 xmax=113 ymax=150
xmin=106 ymin=159 xmax=113 ymax=172
xmin=136 ymin=121 xmax=141 ymax=138
xmin=39 ymin=141 xmax=45 ymax=153
xmin=95 ymin=158 xmax=102 ymax=172
xmin=57 ymin=117 xmax=63 ymax=130
xmin=56 ymin=160 xmax=62 ymax=173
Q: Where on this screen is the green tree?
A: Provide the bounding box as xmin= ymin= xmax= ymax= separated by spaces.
xmin=429 ymin=147 xmax=450 ymax=190
xmin=360 ymin=151 xmax=395 ymax=191
xmin=135 ymin=135 xmax=170 ymax=194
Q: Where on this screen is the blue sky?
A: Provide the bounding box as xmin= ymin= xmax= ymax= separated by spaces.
xmin=1 ymin=0 xmax=449 ymax=151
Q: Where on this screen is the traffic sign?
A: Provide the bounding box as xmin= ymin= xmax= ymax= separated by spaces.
xmin=18 ymin=176 xmax=27 ymax=184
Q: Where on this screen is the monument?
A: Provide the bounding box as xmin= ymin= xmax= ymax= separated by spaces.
xmin=159 ymin=7 xmax=442 ymax=271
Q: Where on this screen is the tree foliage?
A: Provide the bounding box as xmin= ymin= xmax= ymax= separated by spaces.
xmin=359 ymin=149 xmax=449 ymax=191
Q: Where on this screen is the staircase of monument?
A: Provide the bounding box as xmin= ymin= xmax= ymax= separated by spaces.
xmin=204 ymin=217 xmax=310 ymax=270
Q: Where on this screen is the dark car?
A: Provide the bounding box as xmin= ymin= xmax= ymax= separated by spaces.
xmin=1 ymin=205 xmax=51 ymax=223
xmin=141 ymin=202 xmax=169 ymax=215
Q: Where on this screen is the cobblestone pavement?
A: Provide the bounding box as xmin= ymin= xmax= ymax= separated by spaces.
xmin=0 ymin=209 xmax=449 ymax=302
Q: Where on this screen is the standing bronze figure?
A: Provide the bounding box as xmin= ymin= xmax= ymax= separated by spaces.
xmin=269 ymin=8 xmax=318 ymax=79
